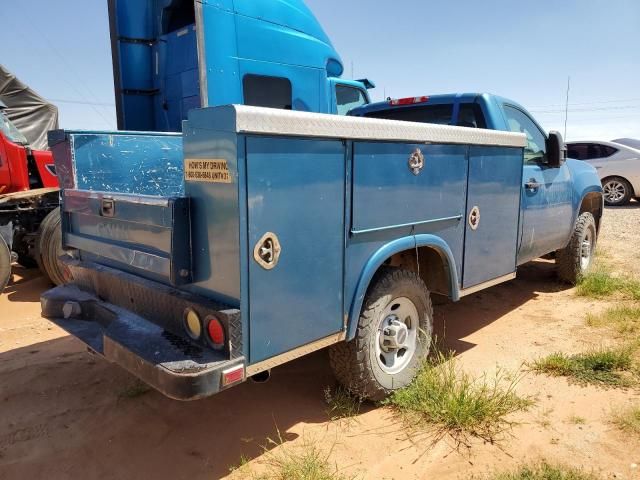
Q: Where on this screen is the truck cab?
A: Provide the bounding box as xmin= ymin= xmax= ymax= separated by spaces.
xmin=109 ymin=0 xmax=372 ymax=132
xmin=350 ymin=93 xmax=604 ymax=266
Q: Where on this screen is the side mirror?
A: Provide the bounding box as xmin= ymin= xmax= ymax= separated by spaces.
xmin=546 ymin=130 xmax=566 ymax=168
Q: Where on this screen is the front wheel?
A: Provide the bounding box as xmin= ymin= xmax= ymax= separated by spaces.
xmin=556 ymin=212 xmax=597 ymax=284
xmin=329 ymin=267 xmax=433 ymax=401
xmin=602 ymin=177 xmax=632 ymax=206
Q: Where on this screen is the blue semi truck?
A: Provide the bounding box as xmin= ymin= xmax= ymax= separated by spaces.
xmin=40 ymin=3 xmax=604 ymax=401
xmin=107 ymin=0 xmax=373 ymax=132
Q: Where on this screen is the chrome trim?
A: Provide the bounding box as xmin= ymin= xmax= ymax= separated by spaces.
xmin=64 ymin=189 xmax=171 ymax=207
xmin=65 ymin=233 xmax=171 ymax=278
xmin=351 ymin=215 xmax=462 ymax=235
xmin=195 ymin=2 xmax=208 ymax=107
xmin=459 ymin=272 xmax=516 ymax=297
xmin=225 ymin=105 xmax=527 ymax=148
xmin=246 ymin=331 xmax=346 ymax=376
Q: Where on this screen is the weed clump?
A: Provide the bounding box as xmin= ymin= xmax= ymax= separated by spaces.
xmin=531 ymin=347 xmax=636 ymax=387
xmin=386 ymin=352 xmax=533 ymax=443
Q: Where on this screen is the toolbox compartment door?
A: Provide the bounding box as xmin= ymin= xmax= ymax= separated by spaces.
xmin=461 ymin=146 xmax=522 ymax=288
xmin=62 ymin=190 xmax=192 ymax=286
xmin=246 ymin=137 xmax=345 ymax=364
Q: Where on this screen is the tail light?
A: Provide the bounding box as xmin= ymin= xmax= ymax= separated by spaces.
xmin=183 ymin=308 xmax=202 ymax=340
xmin=206 ymin=315 xmax=225 ymax=348
xmin=389 ymin=96 xmax=429 ymax=106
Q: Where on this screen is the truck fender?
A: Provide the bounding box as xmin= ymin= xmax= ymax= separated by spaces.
xmin=346 ymin=234 xmax=460 ymax=341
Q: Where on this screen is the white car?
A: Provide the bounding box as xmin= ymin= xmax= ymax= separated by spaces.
xmin=566 ymin=140 xmax=640 ymax=206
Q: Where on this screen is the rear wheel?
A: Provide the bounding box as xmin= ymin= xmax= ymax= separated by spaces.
xmin=602 ymin=177 xmax=632 ymax=206
xmin=0 ymin=235 xmax=11 ymax=292
xmin=556 ymin=212 xmax=597 ymax=284
xmin=36 ymin=208 xmax=70 ymax=286
xmin=329 ymin=267 xmax=433 ymax=401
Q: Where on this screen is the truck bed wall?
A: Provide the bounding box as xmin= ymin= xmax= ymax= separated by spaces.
xmin=49 ymin=130 xmax=183 ymax=196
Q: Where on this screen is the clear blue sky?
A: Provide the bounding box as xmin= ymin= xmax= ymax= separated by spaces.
xmin=1 ymin=0 xmax=638 ymax=140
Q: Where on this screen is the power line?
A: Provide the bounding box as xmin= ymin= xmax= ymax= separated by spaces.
xmin=531 ymin=105 xmax=640 ymax=114
xmin=49 ymin=98 xmax=115 ymax=107
xmin=530 ymin=97 xmax=640 ymax=109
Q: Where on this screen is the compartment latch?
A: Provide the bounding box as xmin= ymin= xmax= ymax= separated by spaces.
xmin=253 ymin=232 xmax=281 ymax=270
xmin=101 ymin=198 xmax=115 ymax=217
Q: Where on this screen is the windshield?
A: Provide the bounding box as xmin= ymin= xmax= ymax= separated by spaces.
xmin=0 ymin=110 xmax=29 ymax=145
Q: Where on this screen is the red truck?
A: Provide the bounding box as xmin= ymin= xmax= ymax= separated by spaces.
xmin=0 ymin=69 xmax=67 ymax=291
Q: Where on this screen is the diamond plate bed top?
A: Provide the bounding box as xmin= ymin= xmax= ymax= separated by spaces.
xmin=193 ymin=104 xmax=527 ymax=148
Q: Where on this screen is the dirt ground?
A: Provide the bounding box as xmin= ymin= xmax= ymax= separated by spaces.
xmin=1 ymin=203 xmax=639 ymax=480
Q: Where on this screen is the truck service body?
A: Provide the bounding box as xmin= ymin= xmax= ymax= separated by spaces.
xmin=351 ymin=93 xmax=605 ymax=264
xmin=41 ymin=3 xmax=603 ymax=401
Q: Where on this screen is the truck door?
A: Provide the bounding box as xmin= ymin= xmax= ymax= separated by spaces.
xmin=246 ymin=137 xmax=345 ymax=364
xmin=462 ymin=146 xmax=522 ymax=288
xmin=501 ymin=105 xmax=573 ymax=264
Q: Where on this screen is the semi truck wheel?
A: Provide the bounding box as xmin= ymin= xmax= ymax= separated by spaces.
xmin=36 ymin=208 xmax=70 ymax=286
xmin=329 ymin=267 xmax=433 ymax=401
xmin=556 ymin=212 xmax=597 ymax=284
xmin=0 ymin=235 xmax=11 ymax=292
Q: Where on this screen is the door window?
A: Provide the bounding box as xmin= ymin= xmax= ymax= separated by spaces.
xmin=503 ymin=105 xmax=546 ymax=164
xmin=335 ymin=85 xmax=368 ymax=115
xmin=567 ymin=143 xmax=588 ymax=160
xmin=243 ymin=75 xmax=292 ymax=110
xmin=568 ymin=143 xmax=619 ymax=161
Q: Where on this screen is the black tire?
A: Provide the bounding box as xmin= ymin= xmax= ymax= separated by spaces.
xmin=602 ymin=176 xmax=632 ymax=206
xmin=329 ymin=267 xmax=433 ymax=401
xmin=36 ymin=208 xmax=69 ymax=286
xmin=556 ymin=212 xmax=597 ymax=284
xmin=0 ymin=235 xmax=11 ymax=292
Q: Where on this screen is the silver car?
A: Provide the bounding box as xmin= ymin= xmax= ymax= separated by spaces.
xmin=567 ymin=140 xmax=640 ymax=206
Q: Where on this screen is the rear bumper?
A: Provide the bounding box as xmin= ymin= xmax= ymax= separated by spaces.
xmin=41 ymin=261 xmax=245 ymax=401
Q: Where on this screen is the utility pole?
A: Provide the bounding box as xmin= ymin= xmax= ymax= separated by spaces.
xmin=564 ymin=76 xmax=570 ymax=139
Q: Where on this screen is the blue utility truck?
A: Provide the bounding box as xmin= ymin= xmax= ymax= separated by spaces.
xmin=41 ymin=99 xmax=602 ymax=401
xmin=41 ymin=2 xmax=603 ymax=401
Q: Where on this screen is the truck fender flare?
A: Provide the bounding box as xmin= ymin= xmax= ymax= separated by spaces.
xmin=345 ymin=234 xmax=460 ymax=341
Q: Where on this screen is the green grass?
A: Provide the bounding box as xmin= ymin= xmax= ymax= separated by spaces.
xmin=576 ymin=269 xmax=640 ymax=300
xmin=323 ymin=386 xmax=362 ymax=421
xmin=487 ymin=461 xmax=600 ymax=480
xmin=386 ymin=352 xmax=533 ymax=443
xmin=568 ymin=415 xmax=586 ymax=425
xmin=611 ymin=404 xmax=640 ymax=436
xmin=531 ymin=347 xmax=636 ymax=387
xmin=252 ymin=437 xmax=350 ymax=480
xmin=586 ymin=304 xmax=640 ymax=335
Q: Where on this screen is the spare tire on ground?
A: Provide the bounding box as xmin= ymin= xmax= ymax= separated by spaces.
xmin=36 ymin=208 xmax=70 ymax=286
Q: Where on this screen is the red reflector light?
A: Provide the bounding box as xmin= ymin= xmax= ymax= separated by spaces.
xmin=389 ymin=96 xmax=429 ymax=106
xmin=206 ymin=316 xmax=225 ymax=346
xmin=221 ymin=365 xmax=245 ymax=387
